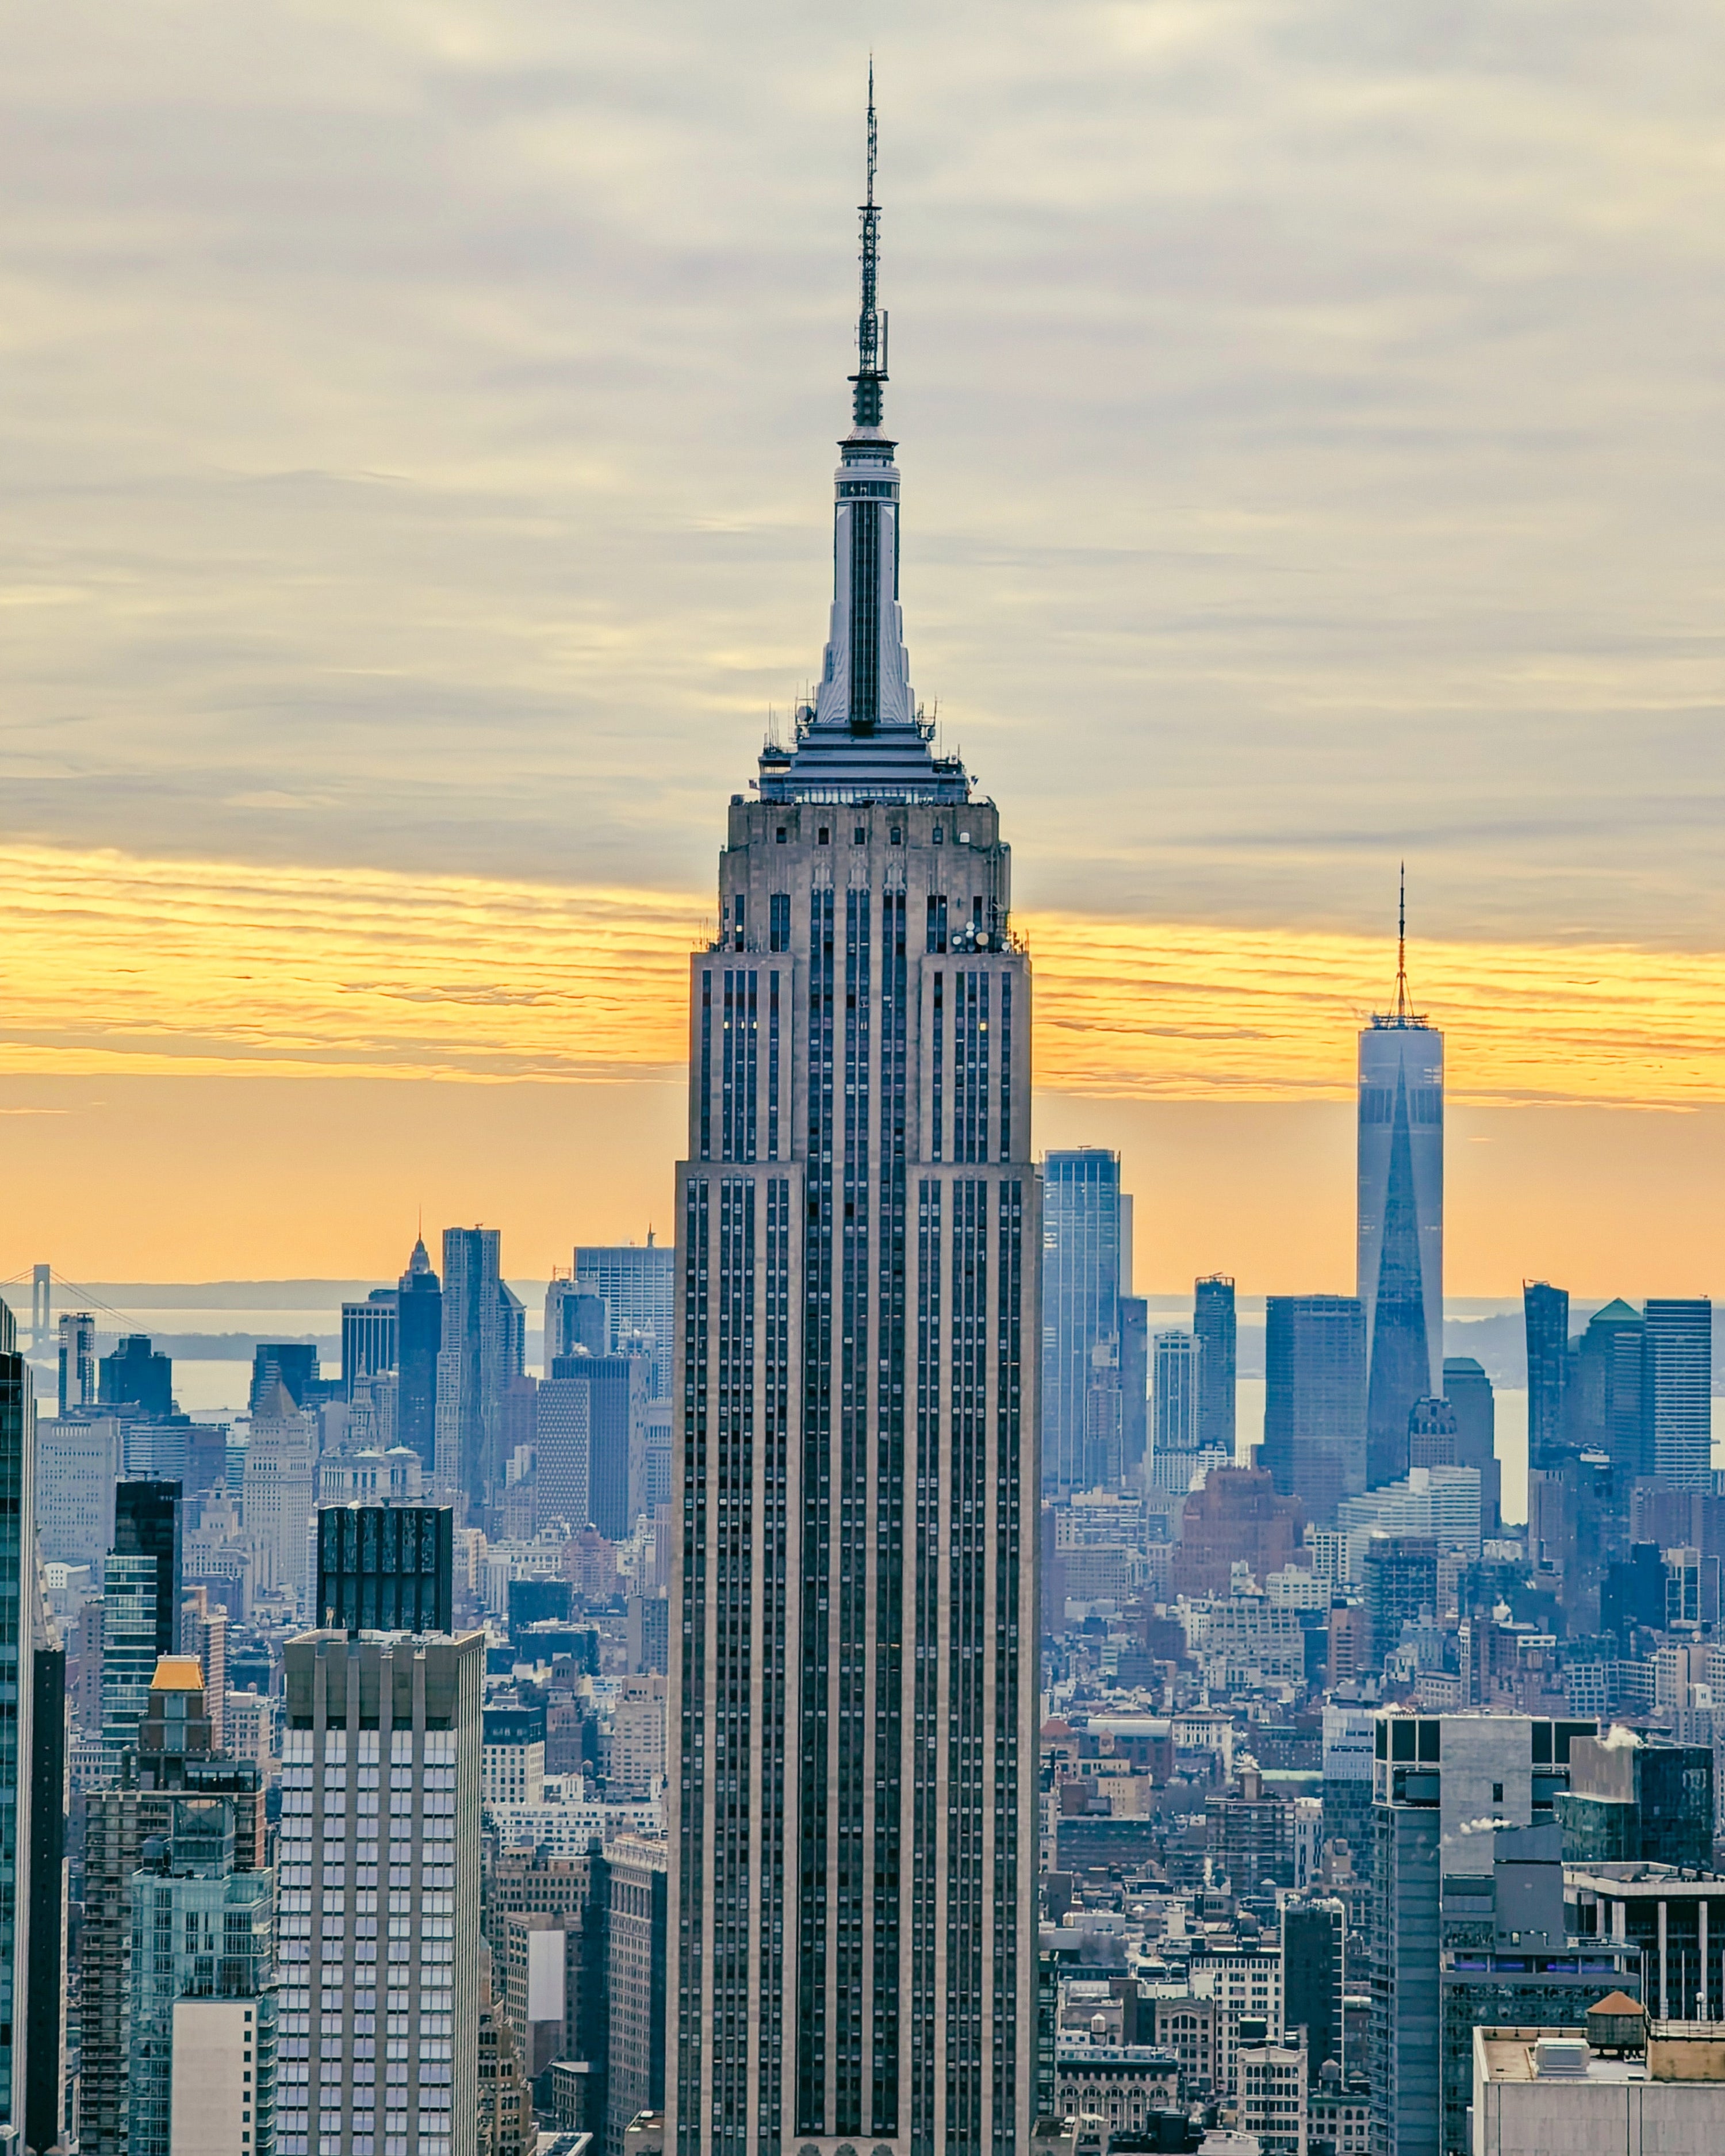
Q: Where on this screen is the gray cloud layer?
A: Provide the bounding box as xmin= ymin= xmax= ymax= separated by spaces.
xmin=2 ymin=0 xmax=1722 ymax=945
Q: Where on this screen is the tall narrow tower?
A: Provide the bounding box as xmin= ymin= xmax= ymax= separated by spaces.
xmin=1358 ymin=875 xmax=1443 ymax=1488
xmin=669 ymin=85 xmax=1040 ymax=2156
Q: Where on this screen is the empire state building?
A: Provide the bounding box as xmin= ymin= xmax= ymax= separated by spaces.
xmin=668 ymin=94 xmax=1041 ymax=2156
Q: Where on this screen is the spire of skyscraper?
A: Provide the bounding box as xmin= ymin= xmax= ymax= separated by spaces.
xmin=760 ymin=76 xmax=969 ymax=798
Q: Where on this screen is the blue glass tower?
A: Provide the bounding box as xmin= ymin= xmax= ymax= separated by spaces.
xmin=1358 ymin=882 xmax=1443 ymax=1488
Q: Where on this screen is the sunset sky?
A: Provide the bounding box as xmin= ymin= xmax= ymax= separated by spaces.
xmin=3 ymin=0 xmax=1723 ymax=1289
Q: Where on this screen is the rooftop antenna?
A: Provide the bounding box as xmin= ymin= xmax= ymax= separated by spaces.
xmin=850 ymin=59 xmax=885 ymax=430
xmin=1393 ymin=861 xmax=1417 ymax=1022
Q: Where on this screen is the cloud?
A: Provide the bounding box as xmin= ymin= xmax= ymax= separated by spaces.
xmin=6 ymin=840 xmax=1725 ymax=1105
xmin=0 ymin=0 xmax=1721 ymax=948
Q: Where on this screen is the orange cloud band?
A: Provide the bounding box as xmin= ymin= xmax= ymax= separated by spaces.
xmin=1 ymin=842 xmax=1721 ymax=1106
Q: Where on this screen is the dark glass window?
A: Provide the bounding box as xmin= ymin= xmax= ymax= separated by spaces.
xmin=769 ymin=894 xmax=791 ymax=952
xmin=818 ymin=827 xmax=830 ymax=845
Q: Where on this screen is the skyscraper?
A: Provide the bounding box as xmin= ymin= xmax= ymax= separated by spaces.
xmin=1643 ymin=1296 xmax=1712 ymax=1489
xmin=574 ymin=1240 xmax=676 ymax=1400
xmin=396 ymin=1235 xmax=443 ymax=1472
xmin=1118 ymin=1293 xmax=1149 ymax=1474
xmin=103 ymin=1479 xmax=183 ymax=1764
xmin=1523 ymin=1281 xmax=1570 ymax=1470
xmin=0 ymin=1299 xmax=37 ymax=2138
xmin=1358 ymin=885 xmax=1443 ymax=1488
xmin=279 ymin=1628 xmax=483 ymax=2156
xmin=342 ymin=1288 xmax=398 ymax=1396
xmin=101 ymin=1334 xmax=174 ymax=1419
xmin=1194 ymin=1273 xmax=1237 ymax=1456
xmin=669 ymin=94 xmax=1039 ymax=2152
xmin=436 ymin=1226 xmax=505 ymax=1514
xmin=1150 ymin=1328 xmax=1201 ymax=1491
xmin=242 ymin=1384 xmax=316 ymax=1613
xmin=1439 ymin=1354 xmax=1500 ymax=1535
xmin=1262 ymin=1294 xmax=1367 ymax=1525
xmin=1043 ymin=1148 xmax=1123 ymax=1496
xmin=57 ymin=1308 xmax=96 ymax=1416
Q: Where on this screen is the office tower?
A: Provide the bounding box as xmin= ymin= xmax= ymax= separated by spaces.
xmin=607 ymin=1836 xmax=668 ymax=2156
xmin=250 ymin=1341 xmax=321 ymax=1412
xmin=574 ymin=1240 xmax=676 ymax=1400
xmin=29 ymin=1265 xmax=50 ymax=1354
xmin=1339 ymin=1465 xmax=1482 ymax=1561
xmin=34 ymin=1408 xmax=122 ymax=1566
xmin=80 ymin=1653 xmax=267 ymax=2156
xmin=396 ymin=1236 xmax=443 ymax=1472
xmin=1370 ymin=1714 xmax=1604 ymax=2156
xmin=103 ymin=1480 xmax=184 ymax=1761
xmin=669 ymin=106 xmax=1040 ymax=2154
xmin=1262 ymin=1294 xmax=1367 ymax=1525
xmin=627 ymin=1592 xmax=669 ymax=1676
xmin=1359 ymin=1533 xmax=1437 ymax=1670
xmin=1170 ymin=1467 xmax=1306 ymax=1598
xmin=183 ymin=1585 xmax=229 ymax=1748
xmin=1043 ymin=1147 xmax=1123 ymax=1496
xmin=343 ymin=1288 xmax=399 ymax=1396
xmin=482 ymin=1702 xmax=546 ymax=1806
xmin=315 ymin=1503 xmax=454 ymax=1634
xmin=1524 ymin=1281 xmax=1570 ymax=1470
xmin=552 ymin=1351 xmax=647 ymax=1541
xmin=436 ymin=1226 xmax=505 ymax=1514
xmin=1282 ymin=1898 xmax=1344 ymax=2073
xmin=279 ymin=1629 xmax=483 ymax=2156
xmin=1643 ymin=1296 xmax=1711 ymax=1489
xmin=1358 ymin=890 xmax=1443 ymax=1488
xmin=101 ymin=1332 xmax=174 ymax=1418
xmin=243 ymin=1384 xmax=317 ymax=1613
xmin=1570 ymin=1298 xmax=1646 ymax=1473
xmin=1438 ymin=1354 xmax=1501 ymax=1534
xmin=1320 ymin=1703 xmax=1376 ymax=1885
xmin=57 ymin=1308 xmax=96 ymax=1415
xmin=610 ymin=1674 xmax=666 ymax=1798
xmin=477 ymin=1983 xmax=534 ymax=2156
xmin=26 ymin=1636 xmax=67 ymax=2156
xmin=1556 ymin=1730 xmax=1713 ymax=1868
xmin=125 ymin=1794 xmax=276 ymax=2156
xmin=1149 ymin=1329 xmax=1201 ymax=1489
xmin=1119 ymin=1293 xmax=1149 ymax=1473
xmin=0 ymin=1302 xmax=36 ymax=2138
xmin=546 ymin=1283 xmax=608 ymax=1362
xmin=1195 ymin=1273 xmax=1237 ymax=1456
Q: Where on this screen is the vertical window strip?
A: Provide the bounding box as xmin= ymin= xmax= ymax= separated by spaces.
xmin=946 ymin=1178 xmax=989 ymax=2145
xmin=713 ymin=1174 xmax=757 ymax=2153
xmin=849 ymin=500 xmax=880 ymax=725
xmin=699 ymin=973 xmax=713 ymax=1163
xmin=999 ymin=973 xmax=1012 ymax=1162
xmin=721 ymin=971 xmax=736 ymax=1163
xmin=676 ymin=1177 xmax=711 ymax=2154
xmin=911 ymin=1176 xmax=943 ymax=2151
xmin=872 ymin=887 xmax=907 ymax=2135
xmin=931 ymin=972 xmax=944 ymax=1165
xmin=835 ymin=883 xmax=872 ymax=2136
xmin=768 ymin=972 xmax=781 ymax=1163
xmin=993 ymin=1177 xmax=1025 ymax=2154
xmin=744 ymin=971 xmax=759 ymax=1165
xmin=757 ymin=1173 xmax=792 ymax=2139
xmin=796 ymin=884 xmax=835 ymax=2135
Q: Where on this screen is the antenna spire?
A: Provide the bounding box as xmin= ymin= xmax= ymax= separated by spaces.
xmin=1394 ymin=861 xmax=1410 ymax=1020
xmin=850 ymin=59 xmax=886 ymax=430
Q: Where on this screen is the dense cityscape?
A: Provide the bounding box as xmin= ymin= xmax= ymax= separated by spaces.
xmin=3 ymin=68 xmax=1723 ymax=2156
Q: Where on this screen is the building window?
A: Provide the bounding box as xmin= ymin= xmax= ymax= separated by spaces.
xmin=853 ymin=826 xmax=866 ymax=844
xmin=818 ymin=827 xmax=830 ymax=845
xmin=776 ymin=827 xmax=788 ymax=843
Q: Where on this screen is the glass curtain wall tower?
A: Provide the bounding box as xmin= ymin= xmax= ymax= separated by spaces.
xmin=1358 ymin=880 xmax=1443 ymax=1488
xmin=668 ymin=88 xmax=1040 ymax=2156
